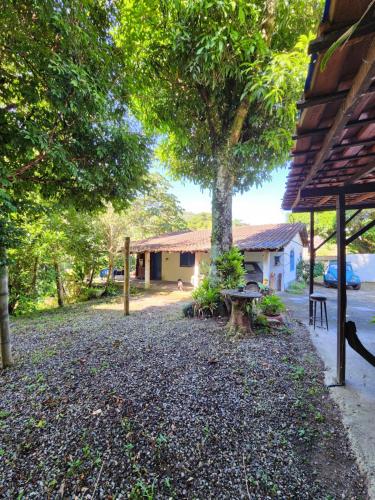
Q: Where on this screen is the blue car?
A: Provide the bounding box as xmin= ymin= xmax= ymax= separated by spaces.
xmin=324 ymin=261 xmax=361 ymax=290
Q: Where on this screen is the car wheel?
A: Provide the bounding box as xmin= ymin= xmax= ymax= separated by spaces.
xmin=353 ymin=284 xmax=361 ymax=290
xmin=324 ymin=281 xmax=330 ymax=288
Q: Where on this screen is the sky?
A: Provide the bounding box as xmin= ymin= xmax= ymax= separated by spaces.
xmin=158 ymin=164 xmax=290 ymax=225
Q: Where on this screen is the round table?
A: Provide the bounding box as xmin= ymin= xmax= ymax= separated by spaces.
xmin=221 ymin=289 xmax=262 ymax=335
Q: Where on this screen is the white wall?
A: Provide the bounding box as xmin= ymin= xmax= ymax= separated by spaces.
xmin=282 ymin=234 xmax=304 ymax=289
xmin=319 ymin=254 xmax=375 ymax=282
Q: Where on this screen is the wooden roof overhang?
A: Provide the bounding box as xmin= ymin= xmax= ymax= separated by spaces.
xmin=282 ymin=0 xmax=375 ymax=213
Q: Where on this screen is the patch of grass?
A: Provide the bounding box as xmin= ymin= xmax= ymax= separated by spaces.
xmin=67 ymin=458 xmax=83 ymax=477
xmin=314 ymin=411 xmax=325 ymax=423
xmin=286 ymin=280 xmax=306 ymax=295
xmin=290 ymin=365 xmax=305 ymax=381
xmin=0 ymin=410 xmax=11 ymax=419
xmin=129 ymin=479 xmax=156 ymax=500
xmin=155 ymin=433 xmax=168 ymax=447
xmin=31 ymin=347 xmax=58 ymax=364
xmin=121 ymin=416 xmax=133 ymax=435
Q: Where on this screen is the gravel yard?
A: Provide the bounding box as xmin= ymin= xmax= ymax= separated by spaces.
xmin=0 ymin=288 xmax=367 ymax=498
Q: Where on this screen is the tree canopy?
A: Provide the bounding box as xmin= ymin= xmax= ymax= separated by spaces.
xmin=184 ymin=211 xmax=244 ymax=230
xmin=289 ymin=211 xmax=375 ymax=254
xmin=116 ymin=0 xmax=323 ymax=263
xmin=1 ymin=0 xmax=151 ymax=249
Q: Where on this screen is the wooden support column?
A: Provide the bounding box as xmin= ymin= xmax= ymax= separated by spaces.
xmin=336 ymin=192 xmax=347 ymax=385
xmin=193 ymin=252 xmax=201 ymax=288
xmin=144 ymin=251 xmax=151 ymax=289
xmin=262 ymin=251 xmax=271 ymax=287
xmin=123 ymin=237 xmax=130 ymax=316
xmin=309 ymin=211 xmax=315 ymax=325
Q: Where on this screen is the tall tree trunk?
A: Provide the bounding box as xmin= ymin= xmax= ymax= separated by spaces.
xmin=31 ymin=255 xmax=39 ymax=295
xmin=53 ymin=258 xmax=64 ymax=307
xmin=0 ymin=246 xmax=13 ymax=368
xmin=210 ymin=154 xmax=234 ymax=280
xmin=88 ymin=264 xmax=96 ymax=287
xmin=105 ymin=254 xmax=114 ymax=289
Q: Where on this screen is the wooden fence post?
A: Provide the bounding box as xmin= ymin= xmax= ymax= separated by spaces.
xmin=124 ymin=237 xmax=130 ymax=316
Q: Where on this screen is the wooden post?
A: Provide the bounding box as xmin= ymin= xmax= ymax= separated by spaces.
xmin=144 ymin=251 xmax=150 ymax=289
xmin=336 ymin=192 xmax=346 ymax=385
xmin=124 ymin=237 xmax=130 ymax=316
xmin=309 ymin=211 xmax=315 ymax=325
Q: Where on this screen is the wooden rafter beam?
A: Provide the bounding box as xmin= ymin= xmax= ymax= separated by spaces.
xmin=296 ymin=82 xmax=375 ymax=110
xmin=293 ymin=116 xmax=375 ymax=140
xmin=291 ymin=202 xmax=375 ymax=213
xmin=344 ymin=164 xmax=375 ymax=185
xmin=301 ymin=181 xmax=375 ymax=197
xmin=292 ymin=37 xmax=375 ymax=209
xmin=291 ymin=151 xmax=375 ymax=167
xmin=291 ymin=137 xmax=375 ymax=157
xmin=353 ymin=192 xmax=375 ymax=203
xmin=308 ymin=17 xmax=375 ymax=54
xmin=317 ymin=195 xmax=332 ymax=206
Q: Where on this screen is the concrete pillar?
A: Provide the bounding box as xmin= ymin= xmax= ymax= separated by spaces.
xmin=144 ymin=251 xmax=150 ymax=289
xmin=193 ymin=252 xmax=201 ymax=288
xmin=262 ymin=251 xmax=271 ymax=286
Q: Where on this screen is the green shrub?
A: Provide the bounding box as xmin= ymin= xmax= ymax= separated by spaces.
xmin=78 ymin=286 xmax=102 ymax=302
xmin=192 ymin=277 xmax=221 ymax=317
xmin=260 ymin=295 xmax=286 ymax=316
xmin=254 ymin=313 xmax=271 ymax=333
xmin=102 ymin=282 xmax=121 ymax=297
xmin=297 ymin=260 xmax=324 ymax=281
xmin=11 ymin=295 xmax=39 ymax=316
xmin=215 ymin=248 xmax=245 ymax=289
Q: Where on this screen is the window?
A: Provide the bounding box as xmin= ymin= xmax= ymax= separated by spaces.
xmin=290 ymin=250 xmax=295 ymax=272
xmin=180 ymin=252 xmax=195 ymax=267
xmin=274 ymin=256 xmax=281 ymax=266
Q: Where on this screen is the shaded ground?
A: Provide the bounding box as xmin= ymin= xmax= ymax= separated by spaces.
xmin=0 ymin=286 xmax=367 ymax=498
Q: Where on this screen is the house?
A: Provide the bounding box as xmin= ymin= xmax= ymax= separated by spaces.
xmin=131 ymin=223 xmax=307 ymax=291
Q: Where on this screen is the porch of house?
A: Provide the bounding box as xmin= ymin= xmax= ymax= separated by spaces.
xmin=281 ymin=2 xmax=375 ymax=493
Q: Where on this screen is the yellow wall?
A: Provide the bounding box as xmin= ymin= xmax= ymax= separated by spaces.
xmin=161 ymin=251 xmax=209 ymax=284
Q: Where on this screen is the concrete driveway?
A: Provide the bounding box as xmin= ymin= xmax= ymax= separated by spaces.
xmin=281 ymin=283 xmax=375 ymax=496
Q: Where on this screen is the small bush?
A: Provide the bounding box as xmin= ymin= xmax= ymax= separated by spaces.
xmin=254 ymin=313 xmax=271 ymax=333
xmin=101 ymin=282 xmax=121 ymax=297
xmin=192 ymin=277 xmax=221 ymax=317
xmin=182 ymin=302 xmax=195 ymax=317
xmin=260 ymin=295 xmax=286 ymax=316
xmin=78 ymin=286 xmax=102 ymax=302
xmin=215 ymin=248 xmax=245 ymax=289
xmin=11 ymin=295 xmax=39 ymax=316
xmin=297 ymin=260 xmax=324 ymax=281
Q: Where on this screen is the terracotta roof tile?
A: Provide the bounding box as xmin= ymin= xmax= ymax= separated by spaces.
xmin=130 ymin=223 xmax=307 ymax=253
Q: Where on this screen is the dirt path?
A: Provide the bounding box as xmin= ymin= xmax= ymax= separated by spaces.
xmin=0 ymin=289 xmax=367 ymax=498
